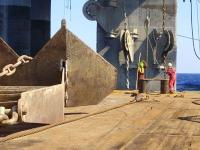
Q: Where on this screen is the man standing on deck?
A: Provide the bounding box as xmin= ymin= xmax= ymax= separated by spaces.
xmin=166 ymin=63 xmax=176 ymax=94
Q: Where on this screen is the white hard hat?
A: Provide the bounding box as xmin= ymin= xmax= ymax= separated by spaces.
xmin=168 ymin=63 xmax=172 ymax=67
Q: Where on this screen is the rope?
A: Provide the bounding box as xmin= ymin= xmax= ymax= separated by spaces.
xmin=148 ymin=38 xmax=157 ymax=65
xmin=144 ymin=11 xmax=150 ymax=78
xmin=135 ymin=53 xmax=141 ymax=90
xmin=190 ymin=0 xmax=200 ymax=60
xmin=192 ymin=100 xmax=200 ymax=105
xmin=144 ymin=16 xmax=159 ymax=65
xmin=146 ymin=15 xmax=149 ymax=77
xmin=152 ymin=30 xmax=159 ymax=64
xmin=0 ymin=101 xmax=134 ymax=143
xmin=196 ymin=0 xmax=200 ymax=54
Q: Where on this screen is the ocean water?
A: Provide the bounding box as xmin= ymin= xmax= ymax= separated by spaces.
xmin=177 ymin=73 xmax=200 ymax=91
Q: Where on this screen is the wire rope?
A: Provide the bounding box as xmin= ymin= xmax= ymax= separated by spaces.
xmin=196 ymin=0 xmax=200 ymax=54
xmin=190 ymin=0 xmax=200 ymax=60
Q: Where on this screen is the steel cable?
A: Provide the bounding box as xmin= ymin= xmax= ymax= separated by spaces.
xmin=162 ymin=0 xmax=166 ymax=31
xmin=177 ymin=34 xmax=200 ymax=41
xmin=196 ymin=0 xmax=200 ymax=54
xmin=190 ymin=0 xmax=200 ymax=60
xmin=0 ymin=101 xmax=134 ymax=143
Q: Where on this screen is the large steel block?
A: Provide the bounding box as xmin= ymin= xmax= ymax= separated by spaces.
xmin=0 ymin=26 xmax=117 ymax=107
xmin=18 ymin=84 xmax=65 ymax=124
xmin=34 ymin=27 xmax=117 ymax=106
xmin=0 ymin=38 xmax=19 ymax=69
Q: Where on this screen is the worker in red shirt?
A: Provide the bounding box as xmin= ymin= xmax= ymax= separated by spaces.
xmin=166 ymin=63 xmax=176 ymax=94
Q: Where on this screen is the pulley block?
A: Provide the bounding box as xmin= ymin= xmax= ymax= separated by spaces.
xmin=162 ymin=30 xmax=174 ymax=60
xmin=83 ymin=0 xmax=98 ymax=21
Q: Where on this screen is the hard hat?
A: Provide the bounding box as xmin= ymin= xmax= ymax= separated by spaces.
xmin=168 ymin=63 xmax=172 ymax=67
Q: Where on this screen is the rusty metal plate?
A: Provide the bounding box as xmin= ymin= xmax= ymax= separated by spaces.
xmin=0 ymin=38 xmax=19 ymax=69
xmin=18 ymin=84 xmax=64 ymax=124
xmin=66 ymin=30 xmax=117 ymax=107
xmin=0 ymin=26 xmax=117 ymax=107
xmin=0 ymin=27 xmax=67 ymax=86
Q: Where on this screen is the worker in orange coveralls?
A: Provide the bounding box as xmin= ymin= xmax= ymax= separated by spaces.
xmin=166 ymin=63 xmax=176 ymax=94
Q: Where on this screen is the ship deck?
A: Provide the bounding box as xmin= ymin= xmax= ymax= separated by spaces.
xmin=1 ymin=91 xmax=200 ymax=150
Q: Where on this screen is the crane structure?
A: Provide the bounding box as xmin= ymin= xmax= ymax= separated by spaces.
xmin=83 ymin=0 xmax=177 ymax=90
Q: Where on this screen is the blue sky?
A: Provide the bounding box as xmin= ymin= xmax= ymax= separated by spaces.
xmin=51 ymin=0 xmax=200 ymax=73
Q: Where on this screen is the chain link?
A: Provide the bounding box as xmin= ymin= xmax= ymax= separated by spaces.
xmin=126 ymin=54 xmax=130 ymax=89
xmin=124 ymin=0 xmax=130 ymax=90
xmin=0 ymin=55 xmax=33 ymax=77
xmin=162 ymin=0 xmax=166 ymax=31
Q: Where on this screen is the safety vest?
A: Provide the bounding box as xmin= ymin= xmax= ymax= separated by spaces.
xmin=138 ymin=62 xmax=145 ymax=74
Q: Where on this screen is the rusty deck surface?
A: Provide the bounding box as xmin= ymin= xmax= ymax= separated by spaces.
xmin=1 ymin=91 xmax=200 ymax=150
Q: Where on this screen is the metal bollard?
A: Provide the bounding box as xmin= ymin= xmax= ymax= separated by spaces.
xmin=161 ymin=80 xmax=168 ymax=94
xmin=139 ymin=80 xmax=147 ymax=93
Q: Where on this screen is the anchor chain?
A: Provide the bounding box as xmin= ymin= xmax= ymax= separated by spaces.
xmin=0 ymin=55 xmax=33 ymax=77
xmin=123 ymin=0 xmax=130 ymax=89
xmin=0 ymin=106 xmax=18 ymax=125
xmin=126 ymin=54 xmax=130 ymax=89
xmin=162 ymin=0 xmax=166 ymax=31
